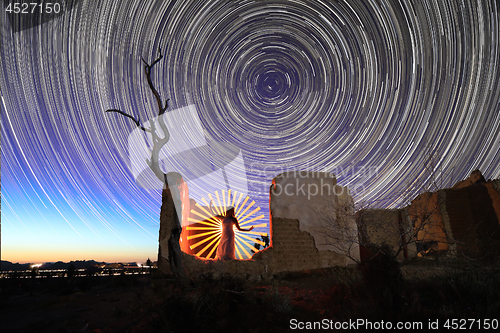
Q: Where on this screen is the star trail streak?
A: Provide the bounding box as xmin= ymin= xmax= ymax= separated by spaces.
xmin=1 ymin=0 xmax=500 ymax=263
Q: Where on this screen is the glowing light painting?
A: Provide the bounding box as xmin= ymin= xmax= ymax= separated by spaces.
xmin=185 ymin=190 xmax=267 ymax=259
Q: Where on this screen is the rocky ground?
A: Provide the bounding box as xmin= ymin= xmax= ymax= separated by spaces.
xmin=1 ymin=264 xmax=499 ymax=332
xmin=0 ymin=270 xmax=344 ymax=332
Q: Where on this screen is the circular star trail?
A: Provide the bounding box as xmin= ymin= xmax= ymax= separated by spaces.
xmin=2 ymin=0 xmax=500 ymax=261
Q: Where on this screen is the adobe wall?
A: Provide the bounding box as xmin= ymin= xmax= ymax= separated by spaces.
xmin=176 ymin=217 xmax=347 ymax=279
xmin=270 ymin=171 xmax=359 ymax=263
xmin=158 ymin=171 xmax=356 ymax=279
xmin=407 ymin=191 xmax=449 ymax=253
xmin=357 ymin=209 xmax=417 ymax=261
xmin=443 ymin=180 xmax=500 ymax=258
xmin=358 ymin=171 xmax=500 ymax=261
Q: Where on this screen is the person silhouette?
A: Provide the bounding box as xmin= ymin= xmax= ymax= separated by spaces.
xmin=209 ymin=201 xmax=254 ymax=260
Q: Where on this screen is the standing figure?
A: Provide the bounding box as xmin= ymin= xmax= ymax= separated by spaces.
xmin=210 ymin=201 xmax=254 ymax=260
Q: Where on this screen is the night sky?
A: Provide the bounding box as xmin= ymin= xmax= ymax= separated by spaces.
xmin=2 ymin=0 xmax=500 ymax=263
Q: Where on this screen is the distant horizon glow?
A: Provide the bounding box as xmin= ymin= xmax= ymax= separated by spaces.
xmin=2 ymin=0 xmax=500 ymax=263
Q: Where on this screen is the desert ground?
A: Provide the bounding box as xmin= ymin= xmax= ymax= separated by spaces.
xmin=1 ymin=259 xmax=499 ymax=332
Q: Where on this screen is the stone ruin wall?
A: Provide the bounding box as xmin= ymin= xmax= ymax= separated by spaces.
xmin=357 ymin=209 xmax=418 ymax=262
xmin=442 ymin=177 xmax=500 ymax=258
xmin=158 ymin=171 xmax=357 ymax=278
xmin=158 ymin=169 xmax=500 ymax=279
xmin=358 ymin=171 xmax=500 ymax=261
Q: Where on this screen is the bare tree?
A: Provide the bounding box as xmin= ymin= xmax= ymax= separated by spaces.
xmin=106 ymin=48 xmax=191 ymax=286
xmin=399 ymin=141 xmax=456 ymax=208
xmin=314 ymin=198 xmax=440 ymax=266
xmin=313 ymin=161 xmax=454 ymax=265
xmin=311 ymin=196 xmax=361 ymax=264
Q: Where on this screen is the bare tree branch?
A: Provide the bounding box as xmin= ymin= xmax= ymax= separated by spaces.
xmin=142 ymin=46 xmax=169 ymax=115
xmin=106 ymin=47 xmax=171 ymax=183
xmin=105 ymin=109 xmax=151 ymax=132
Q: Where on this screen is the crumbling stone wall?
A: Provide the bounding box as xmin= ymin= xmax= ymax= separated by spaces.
xmin=408 ymin=191 xmax=449 ymax=254
xmin=357 ymin=209 xmax=417 ymax=261
xmin=444 ymin=180 xmax=500 ymax=259
xmin=157 ymin=173 xmax=191 ymax=277
xmin=358 ymin=171 xmax=500 ymax=261
xmin=270 ymin=171 xmax=359 ymax=263
xmin=256 ymin=217 xmax=347 ymax=271
xmin=158 ymin=171 xmax=356 ymax=278
xmin=175 ymin=217 xmax=346 ymax=279
xmin=158 ymin=183 xmax=175 ymax=275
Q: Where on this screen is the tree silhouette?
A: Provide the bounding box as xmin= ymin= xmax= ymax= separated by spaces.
xmin=105 ymin=48 xmax=191 ymax=286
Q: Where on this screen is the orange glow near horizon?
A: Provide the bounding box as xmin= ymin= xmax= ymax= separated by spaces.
xmin=3 ymin=246 xmax=153 ymax=265
xmin=185 ymin=190 xmax=267 ymax=260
